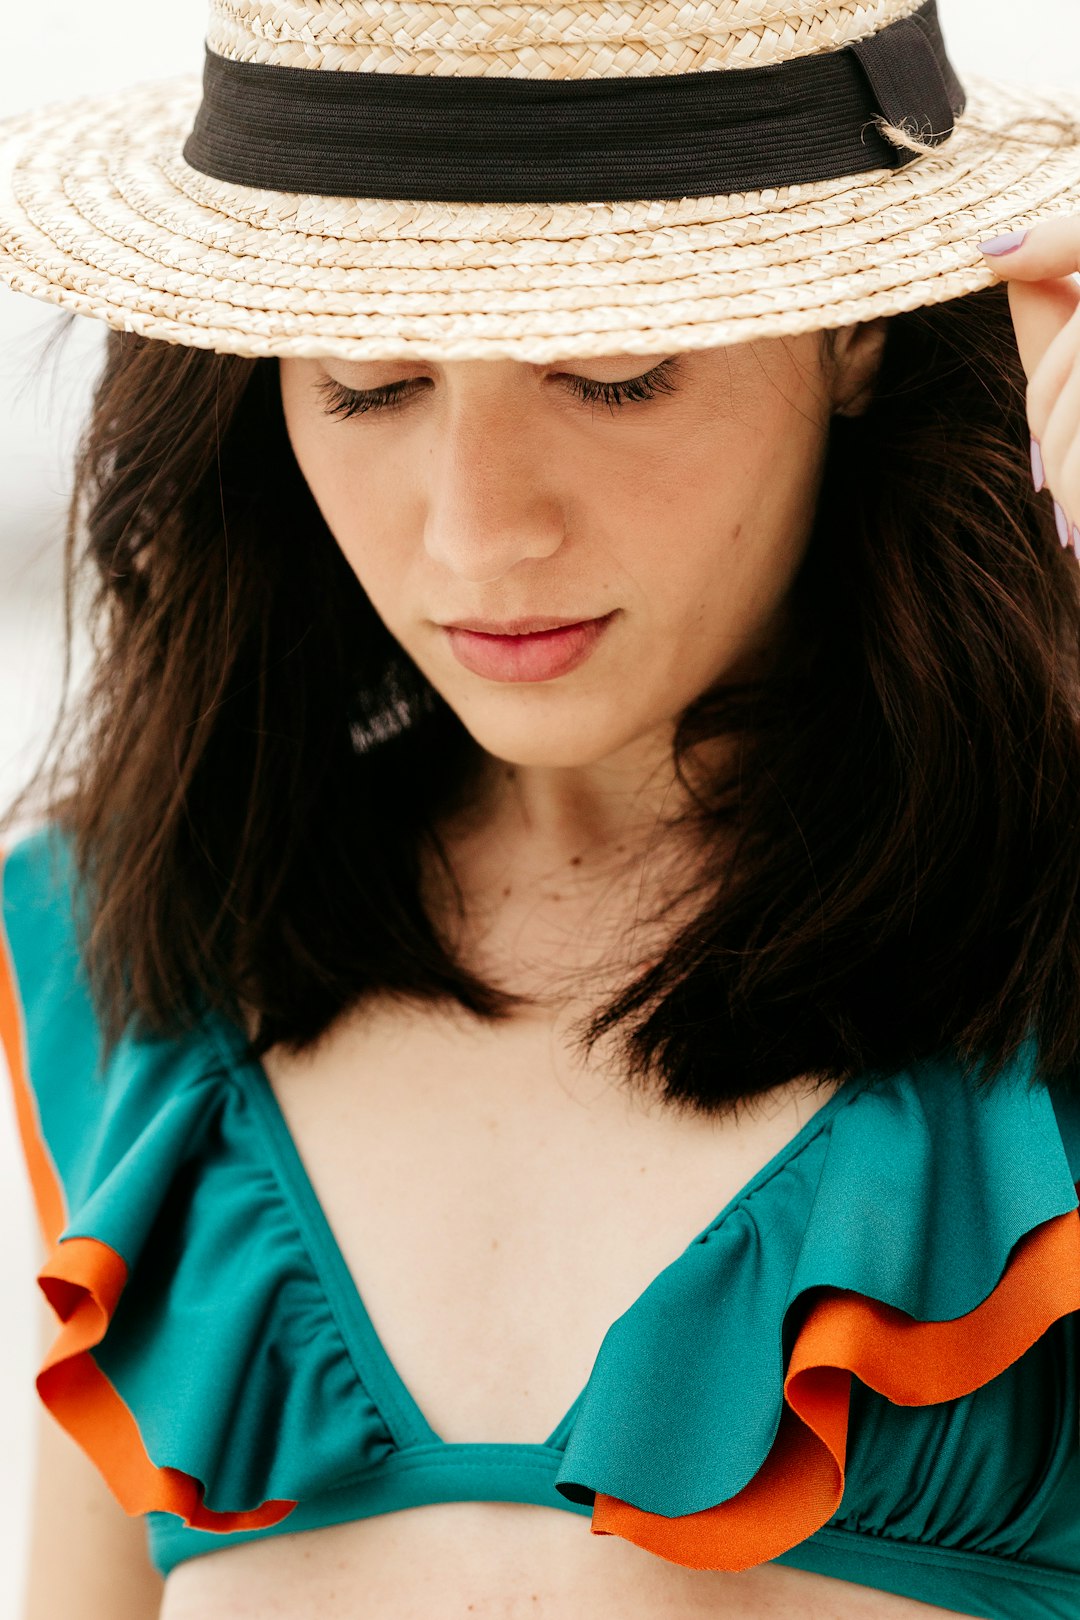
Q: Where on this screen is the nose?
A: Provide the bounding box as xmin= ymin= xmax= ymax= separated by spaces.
xmin=422 ymin=399 xmax=565 ymax=583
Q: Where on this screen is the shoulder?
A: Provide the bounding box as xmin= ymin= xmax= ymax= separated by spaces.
xmin=1 ymin=820 xmax=83 ymax=1006
xmin=0 ymin=819 xmax=229 ymax=1246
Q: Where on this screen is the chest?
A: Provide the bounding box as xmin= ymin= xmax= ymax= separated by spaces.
xmin=251 ymin=994 xmax=837 ymax=1446
xmin=158 ymin=995 xmax=986 ymax=1620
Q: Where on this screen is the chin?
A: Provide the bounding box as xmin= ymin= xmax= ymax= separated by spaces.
xmin=453 ymin=706 xmax=637 ymax=772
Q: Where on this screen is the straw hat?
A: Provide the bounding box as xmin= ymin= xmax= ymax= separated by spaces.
xmin=1 ymin=0 xmax=1080 ymax=364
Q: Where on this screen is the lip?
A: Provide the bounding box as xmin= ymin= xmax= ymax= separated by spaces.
xmin=441 ymin=611 xmax=616 ymax=682
xmin=442 ymin=615 xmax=595 ymax=635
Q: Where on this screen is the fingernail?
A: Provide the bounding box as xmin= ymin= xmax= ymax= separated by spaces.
xmin=1072 ymin=524 xmax=1080 ymax=557
xmin=1031 ymin=436 xmax=1045 ymax=492
xmin=1055 ymin=500 xmax=1070 ymax=547
xmin=979 ymin=229 xmax=1029 ymax=256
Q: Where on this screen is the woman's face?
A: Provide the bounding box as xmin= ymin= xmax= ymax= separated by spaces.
xmin=279 ymin=330 xmax=883 ymax=774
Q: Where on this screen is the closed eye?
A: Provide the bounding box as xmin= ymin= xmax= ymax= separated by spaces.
xmin=314 ymin=356 xmax=682 ymax=420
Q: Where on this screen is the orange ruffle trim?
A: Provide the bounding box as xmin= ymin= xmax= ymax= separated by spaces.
xmin=591 ymin=1189 xmax=1080 ymax=1570
xmin=5 ymin=846 xmax=1080 ymax=1550
xmin=0 ymin=853 xmax=296 ymax=1532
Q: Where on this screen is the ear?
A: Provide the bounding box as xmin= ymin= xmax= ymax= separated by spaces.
xmin=829 ymin=317 xmax=890 ymax=418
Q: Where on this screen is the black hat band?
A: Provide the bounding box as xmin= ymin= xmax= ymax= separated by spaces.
xmin=182 ymin=0 xmax=965 ymax=205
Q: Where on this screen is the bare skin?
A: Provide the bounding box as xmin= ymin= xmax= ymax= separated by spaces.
xmin=158 ymin=992 xmax=970 ymax=1620
xmin=278 ymin=331 xmax=882 ymax=866
xmin=159 ymin=328 xmax=982 ymax=1618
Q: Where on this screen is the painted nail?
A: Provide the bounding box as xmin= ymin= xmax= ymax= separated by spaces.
xmin=1072 ymin=524 xmax=1080 ymax=557
xmin=1055 ymin=500 xmax=1070 ymax=547
xmin=979 ymin=229 xmax=1029 ymax=256
xmin=1031 ymin=436 xmax=1045 ymax=492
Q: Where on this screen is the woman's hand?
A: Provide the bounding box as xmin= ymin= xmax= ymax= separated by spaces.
xmin=980 ymin=218 xmax=1080 ymax=553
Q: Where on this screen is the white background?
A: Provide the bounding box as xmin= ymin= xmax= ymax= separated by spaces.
xmin=1 ymin=2 xmax=1079 ymax=1612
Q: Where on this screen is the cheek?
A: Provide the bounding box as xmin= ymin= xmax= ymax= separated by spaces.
xmin=281 ymin=378 xmax=352 ymax=532
xmin=571 ymin=436 xmax=727 ymax=592
xmin=281 ymin=385 xmax=409 ymax=603
xmin=607 ymin=412 xmax=828 ymax=707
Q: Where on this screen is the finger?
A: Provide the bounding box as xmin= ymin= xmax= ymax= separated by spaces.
xmin=1023 ymin=292 xmax=1080 ymax=434
xmin=980 ymin=217 xmax=1080 ymax=380
xmin=1006 ymin=275 xmax=1080 ymax=383
xmin=1038 ymin=349 xmax=1080 ymax=554
xmin=1061 ymin=435 xmax=1080 ymax=548
xmin=979 ymin=215 xmax=1080 ymax=282
xmin=1037 ymin=343 xmax=1080 ymax=491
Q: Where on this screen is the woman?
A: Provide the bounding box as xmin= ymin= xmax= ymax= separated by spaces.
xmin=1 ymin=0 xmax=1080 ymax=1617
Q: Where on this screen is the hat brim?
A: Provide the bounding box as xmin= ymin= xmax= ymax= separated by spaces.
xmin=2 ymin=68 xmax=1080 ymax=362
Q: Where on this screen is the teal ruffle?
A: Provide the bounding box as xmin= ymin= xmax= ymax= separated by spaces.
xmin=2 ymin=826 xmax=394 ymax=1514
xmin=553 ymin=1053 xmax=1080 ymax=1520
xmin=4 ymin=820 xmax=1080 ymax=1591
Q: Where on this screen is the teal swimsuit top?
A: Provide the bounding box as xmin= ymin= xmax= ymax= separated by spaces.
xmin=3 ymin=822 xmax=1080 ymax=1619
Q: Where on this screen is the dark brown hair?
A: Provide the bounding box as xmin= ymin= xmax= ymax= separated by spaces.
xmin=4 ymin=280 xmax=1080 ymax=1114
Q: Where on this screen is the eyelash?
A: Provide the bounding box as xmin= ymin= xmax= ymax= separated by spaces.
xmin=314 ymin=357 xmax=681 ymax=420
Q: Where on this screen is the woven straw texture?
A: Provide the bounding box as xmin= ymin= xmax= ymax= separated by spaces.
xmin=205 ymin=0 xmax=929 ymax=76
xmin=1 ymin=0 xmax=1080 ymax=361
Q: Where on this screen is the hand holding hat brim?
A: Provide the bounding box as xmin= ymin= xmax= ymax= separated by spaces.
xmin=982 ymin=219 xmax=1080 ymax=550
